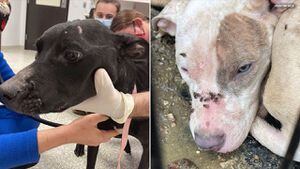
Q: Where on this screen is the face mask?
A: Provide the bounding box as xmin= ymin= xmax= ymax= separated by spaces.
xmin=95 ymin=18 xmax=112 ymax=28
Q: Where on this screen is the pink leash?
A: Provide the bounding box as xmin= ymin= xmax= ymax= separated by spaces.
xmin=117 ymin=118 xmax=132 ymax=169
xmin=117 ymin=85 xmax=137 ymax=169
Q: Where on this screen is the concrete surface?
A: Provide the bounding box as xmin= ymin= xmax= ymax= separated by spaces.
xmin=2 ymin=46 xmax=143 ymax=169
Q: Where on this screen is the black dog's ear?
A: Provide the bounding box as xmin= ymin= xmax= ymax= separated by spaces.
xmin=34 ymin=37 xmax=43 ymax=53
xmin=113 ymin=33 xmax=149 ymax=92
xmin=113 ymin=33 xmax=148 ymax=59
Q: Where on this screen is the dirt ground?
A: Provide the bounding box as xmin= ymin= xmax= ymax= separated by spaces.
xmin=151 ymin=8 xmax=300 ymax=169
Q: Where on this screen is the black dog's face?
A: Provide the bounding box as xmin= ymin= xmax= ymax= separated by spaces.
xmin=0 ymin=19 xmax=148 ymax=115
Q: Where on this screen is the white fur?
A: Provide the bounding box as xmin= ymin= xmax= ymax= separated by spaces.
xmin=153 ymin=0 xmax=287 ymax=154
xmin=251 ymin=0 xmax=300 ymax=161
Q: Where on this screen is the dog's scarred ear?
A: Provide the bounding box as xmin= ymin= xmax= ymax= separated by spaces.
xmin=152 ymin=0 xmax=188 ymax=36
xmin=114 ymin=33 xmax=148 ymax=59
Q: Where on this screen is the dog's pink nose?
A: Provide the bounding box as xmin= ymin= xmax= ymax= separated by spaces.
xmin=194 ymin=132 xmax=225 ymax=151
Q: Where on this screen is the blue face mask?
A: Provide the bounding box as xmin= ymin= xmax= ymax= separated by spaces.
xmin=95 ymin=18 xmax=112 ymax=28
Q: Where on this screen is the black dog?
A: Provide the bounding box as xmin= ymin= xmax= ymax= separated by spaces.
xmin=0 ymin=19 xmax=149 ymax=169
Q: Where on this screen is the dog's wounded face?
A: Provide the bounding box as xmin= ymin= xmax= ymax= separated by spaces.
xmin=153 ymin=0 xmax=284 ymax=152
xmin=0 ymin=19 xmax=147 ymax=115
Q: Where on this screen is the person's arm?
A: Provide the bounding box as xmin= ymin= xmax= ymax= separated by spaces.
xmin=130 ymin=92 xmax=149 ymax=118
xmin=0 ymin=129 xmax=39 ymax=168
xmin=38 ymin=114 xmax=118 ymax=153
xmin=0 ymin=114 xmax=118 ymax=168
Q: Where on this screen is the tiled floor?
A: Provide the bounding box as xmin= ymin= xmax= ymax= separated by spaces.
xmin=1 ymin=46 xmax=142 ymax=169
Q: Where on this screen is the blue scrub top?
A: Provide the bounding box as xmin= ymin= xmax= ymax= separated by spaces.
xmin=0 ymin=52 xmax=40 ymax=169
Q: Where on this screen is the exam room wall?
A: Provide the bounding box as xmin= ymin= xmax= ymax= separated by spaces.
xmin=1 ymin=0 xmax=88 ymax=47
xmin=1 ymin=0 xmax=90 ymax=47
xmin=1 ymin=0 xmax=26 ymax=46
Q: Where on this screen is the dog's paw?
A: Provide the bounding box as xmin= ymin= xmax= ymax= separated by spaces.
xmin=124 ymin=143 xmax=132 ymax=154
xmin=74 ymin=144 xmax=85 ymax=157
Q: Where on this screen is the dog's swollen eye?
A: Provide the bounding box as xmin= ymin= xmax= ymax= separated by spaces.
xmin=237 ymin=63 xmax=252 ymax=74
xmin=64 ymin=50 xmax=82 ymax=63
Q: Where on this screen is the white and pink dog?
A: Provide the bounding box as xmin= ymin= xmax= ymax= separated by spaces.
xmin=153 ymin=0 xmax=300 ymax=161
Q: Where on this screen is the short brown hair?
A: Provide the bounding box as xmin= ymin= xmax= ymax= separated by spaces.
xmin=95 ymin=0 xmax=121 ymax=13
xmin=110 ymin=10 xmax=149 ymax=32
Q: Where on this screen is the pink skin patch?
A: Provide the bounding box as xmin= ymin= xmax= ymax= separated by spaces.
xmin=188 ymin=61 xmax=206 ymax=79
xmin=205 ymin=121 xmax=210 ymax=127
xmin=199 ymin=99 xmax=226 ymax=131
xmin=190 ymin=90 xmax=249 ymax=153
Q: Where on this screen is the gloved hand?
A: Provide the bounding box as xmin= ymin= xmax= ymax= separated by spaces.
xmin=71 ymin=69 xmax=134 ymax=124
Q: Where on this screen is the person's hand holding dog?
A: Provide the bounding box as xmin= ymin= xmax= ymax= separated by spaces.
xmin=38 ymin=114 xmax=118 ymax=153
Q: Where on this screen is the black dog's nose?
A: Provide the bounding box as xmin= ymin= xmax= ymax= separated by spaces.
xmin=0 ymin=86 xmax=17 ymax=101
xmin=3 ymin=93 xmax=13 ymax=100
xmin=194 ymin=132 xmax=225 ymax=151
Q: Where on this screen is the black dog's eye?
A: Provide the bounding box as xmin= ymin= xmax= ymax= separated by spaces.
xmin=237 ymin=63 xmax=252 ymax=74
xmin=64 ymin=50 xmax=82 ymax=63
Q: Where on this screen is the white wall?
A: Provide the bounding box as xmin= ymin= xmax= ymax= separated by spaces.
xmin=1 ymin=0 xmax=27 ymax=46
xmin=19 ymin=0 xmax=27 ymax=46
xmin=67 ymin=0 xmax=86 ymax=21
xmin=121 ymin=0 xmax=150 ymax=17
xmin=2 ymin=0 xmax=91 ymax=46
